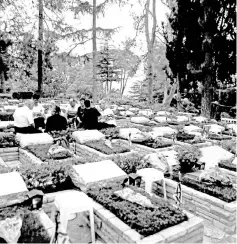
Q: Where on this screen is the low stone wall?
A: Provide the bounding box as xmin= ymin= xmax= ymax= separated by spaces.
xmin=19 ymin=148 xmax=43 ymax=165
xmin=0 ymin=147 xmax=19 ymax=162
xmin=42 ymin=192 xmax=204 ymax=244
xmin=153 ymin=178 xmax=236 ymax=235
xmin=82 ymin=199 xmax=204 ymax=243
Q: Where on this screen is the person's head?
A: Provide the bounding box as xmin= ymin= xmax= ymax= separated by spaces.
xmin=69 ymin=98 xmax=76 ymax=107
xmin=25 ymin=99 xmax=34 ymax=110
xmin=84 ymin=99 xmax=91 ymax=109
xmin=80 ymin=98 xmax=85 ymax=107
xmin=52 ymin=105 xmax=61 ymax=115
xmin=33 ymin=93 xmax=40 ymax=106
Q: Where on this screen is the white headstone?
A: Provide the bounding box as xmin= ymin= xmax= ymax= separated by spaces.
xmin=0 ymin=172 xmax=28 ymax=197
xmin=16 ymin=133 xmax=54 ymax=148
xmin=199 ymin=146 xmax=234 ymax=169
xmin=193 ymin=116 xmax=208 ymax=123
xmin=72 ymin=130 xmax=105 ymax=144
xmin=150 ymin=127 xmax=177 ymax=137
xmin=138 ymin=110 xmax=153 ymax=117
xmin=154 ymin=116 xmax=171 ymax=123
xmin=130 ymin=117 xmax=150 ymax=125
xmin=156 ymin=111 xmax=171 ymax=116
xmin=71 ymin=160 xmax=127 ymax=189
xmin=176 ymin=115 xmax=189 ymax=122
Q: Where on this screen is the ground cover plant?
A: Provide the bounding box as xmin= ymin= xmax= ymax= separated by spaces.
xmin=84 ymin=140 xmax=130 ymax=155
xmin=218 ymin=159 xmax=237 ymax=172
xmin=163 ymin=131 xmax=195 ymax=141
xmin=136 ymin=137 xmax=173 ymax=149
xmin=208 ymin=133 xmax=232 ymax=140
xmin=171 ymin=166 xmax=236 ymax=203
xmin=0 ymin=132 xmax=18 ymax=148
xmin=26 ymin=144 xmax=73 ymax=162
xmin=87 ymin=180 xmax=188 ymax=237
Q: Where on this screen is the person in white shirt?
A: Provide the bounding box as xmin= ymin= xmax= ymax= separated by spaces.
xmin=13 ymin=100 xmax=41 ymax=134
xmin=66 ymin=98 xmax=79 ymax=128
xmin=32 ymin=93 xmax=45 ymax=130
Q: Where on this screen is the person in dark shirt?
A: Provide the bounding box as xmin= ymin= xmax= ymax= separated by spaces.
xmin=81 ymin=100 xmax=101 ymax=130
xmin=76 ymin=98 xmax=86 ymax=128
xmin=45 ymin=105 xmax=68 ymax=132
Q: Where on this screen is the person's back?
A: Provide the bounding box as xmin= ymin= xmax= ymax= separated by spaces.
xmin=13 ymin=106 xmax=32 ymax=128
xmin=46 ymin=106 xmax=67 ymax=132
xmin=82 ymin=100 xmax=101 ymax=130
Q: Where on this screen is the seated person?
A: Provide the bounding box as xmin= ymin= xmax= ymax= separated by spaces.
xmin=66 ymin=98 xmax=79 ymax=128
xmin=81 ymin=100 xmax=101 ymax=130
xmin=76 ymin=98 xmax=85 ymax=128
xmin=32 ymin=93 xmax=45 ymax=130
xmin=45 ymin=106 xmax=68 ymax=132
xmin=13 ymin=99 xmax=41 ymax=134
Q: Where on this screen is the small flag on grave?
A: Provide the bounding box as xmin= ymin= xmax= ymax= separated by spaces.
xmin=128 ymin=132 xmax=132 ymax=148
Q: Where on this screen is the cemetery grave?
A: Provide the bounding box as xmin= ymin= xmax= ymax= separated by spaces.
xmin=0 ymin=102 xmax=236 ymax=243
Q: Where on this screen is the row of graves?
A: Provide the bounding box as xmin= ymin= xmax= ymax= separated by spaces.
xmin=0 ymin=101 xmax=236 ymax=243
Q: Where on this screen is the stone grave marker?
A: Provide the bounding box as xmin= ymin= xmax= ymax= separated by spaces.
xmin=0 ymin=172 xmax=28 ymax=197
xmin=71 ymin=160 xmax=127 ymax=190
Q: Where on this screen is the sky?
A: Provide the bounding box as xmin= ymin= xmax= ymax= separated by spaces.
xmin=57 ymin=0 xmax=169 ymax=56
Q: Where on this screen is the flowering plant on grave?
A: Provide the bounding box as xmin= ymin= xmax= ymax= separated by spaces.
xmin=0 ymin=132 xmax=19 ymax=148
xmin=175 ymin=145 xmax=202 ymax=173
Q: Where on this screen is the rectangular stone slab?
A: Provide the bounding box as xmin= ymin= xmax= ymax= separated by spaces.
xmin=71 ymin=160 xmax=127 ymax=189
xmin=0 ymin=172 xmax=28 ymax=197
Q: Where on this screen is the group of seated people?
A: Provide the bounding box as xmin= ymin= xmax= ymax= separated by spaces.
xmin=13 ymin=94 xmax=114 ymax=134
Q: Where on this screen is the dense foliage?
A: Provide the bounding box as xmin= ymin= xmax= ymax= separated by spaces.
xmin=0 ymin=112 xmax=14 ymax=121
xmin=87 ymin=180 xmax=188 ymax=237
xmin=99 ymin=127 xmax=120 ymax=139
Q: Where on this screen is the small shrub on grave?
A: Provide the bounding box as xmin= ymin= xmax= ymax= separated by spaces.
xmin=12 ymin=92 xmax=33 ymax=100
xmin=0 ymin=112 xmax=14 ymax=121
xmin=0 ymin=133 xmax=19 ymax=148
xmin=84 ymin=140 xmax=130 ymax=155
xmin=175 ymin=145 xmax=202 ymax=173
xmin=218 ymin=158 xmax=237 ymax=172
xmin=87 ymin=179 xmax=188 ymax=237
xmin=113 ymin=154 xmax=152 ymax=174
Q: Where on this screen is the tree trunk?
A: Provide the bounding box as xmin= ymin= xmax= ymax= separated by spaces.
xmin=145 ymin=0 xmax=157 ymax=104
xmin=38 ymin=0 xmax=43 ymax=93
xmin=176 ymin=73 xmax=181 ymax=110
xmin=92 ymin=0 xmax=97 ymax=102
xmin=163 ymin=78 xmax=177 ymax=108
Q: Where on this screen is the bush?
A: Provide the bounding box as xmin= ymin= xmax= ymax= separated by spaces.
xmin=87 ymin=180 xmax=188 ymax=237
xmin=208 ymin=133 xmax=232 ymax=140
xmin=113 ymin=154 xmax=152 ymax=174
xmin=85 ymin=140 xmax=130 ymax=155
xmin=175 ymin=145 xmax=202 ymax=173
xmin=0 ymin=112 xmax=14 ymax=121
xmin=0 ymin=133 xmax=18 ymax=148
